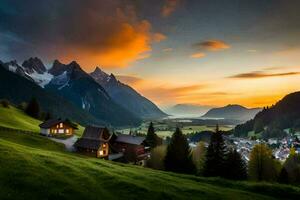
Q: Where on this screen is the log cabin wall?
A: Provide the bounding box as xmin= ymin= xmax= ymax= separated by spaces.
xmin=97 ymin=143 xmax=109 ymax=158
xmin=49 ymin=123 xmax=74 ymax=135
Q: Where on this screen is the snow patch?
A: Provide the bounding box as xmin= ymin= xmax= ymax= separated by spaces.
xmin=81 ymin=97 xmax=91 ymax=110
xmin=29 ymin=70 xmax=54 ymax=88
xmin=8 ymin=64 xmax=17 ymax=72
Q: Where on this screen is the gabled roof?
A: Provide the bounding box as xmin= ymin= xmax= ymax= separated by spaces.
xmin=39 ymin=119 xmax=78 ymax=129
xmin=115 ymin=134 xmax=145 ymax=145
xmin=80 ymin=126 xmax=110 ymax=141
xmin=74 ymin=126 xmax=111 ymax=150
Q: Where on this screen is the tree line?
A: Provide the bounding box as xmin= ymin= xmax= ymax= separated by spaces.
xmin=0 ymin=97 xmax=52 ymax=121
xmin=145 ymin=123 xmax=300 ymax=184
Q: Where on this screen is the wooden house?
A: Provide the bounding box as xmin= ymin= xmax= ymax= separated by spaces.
xmin=111 ymin=134 xmax=149 ymax=163
xmin=39 ymin=119 xmax=78 ymax=136
xmin=74 ymin=126 xmax=111 ymax=158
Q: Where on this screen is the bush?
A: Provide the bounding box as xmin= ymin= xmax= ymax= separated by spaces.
xmin=192 ymin=142 xmax=206 ymax=175
xmin=17 ymin=102 xmax=27 ymax=111
xmin=0 ymin=99 xmax=10 ymax=108
xmin=25 ymin=97 xmax=40 ymax=119
xmin=147 ymin=145 xmax=167 ymax=170
xmin=248 ymin=144 xmax=281 ymax=182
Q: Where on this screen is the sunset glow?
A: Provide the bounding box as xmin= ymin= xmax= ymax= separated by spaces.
xmin=1 ymin=0 xmax=300 ymax=108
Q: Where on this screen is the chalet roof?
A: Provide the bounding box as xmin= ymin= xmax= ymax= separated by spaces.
xmin=81 ymin=126 xmax=110 ymax=141
xmin=74 ymin=126 xmax=111 ymax=150
xmin=39 ymin=119 xmax=78 ymax=129
xmin=74 ymin=138 xmax=103 ymax=150
xmin=115 ymin=134 xmax=145 ymax=145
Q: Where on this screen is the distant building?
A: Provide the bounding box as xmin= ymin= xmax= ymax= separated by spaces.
xmin=111 ymin=134 xmax=149 ymax=163
xmin=74 ymin=126 xmax=111 ymax=159
xmin=39 ymin=119 xmax=78 ymax=136
xmin=74 ymin=127 xmax=149 ymax=164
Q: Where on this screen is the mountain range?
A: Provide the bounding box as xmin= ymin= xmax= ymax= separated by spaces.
xmin=0 ymin=57 xmax=166 ymax=126
xmin=201 ymin=104 xmax=262 ymax=122
xmin=90 ymin=67 xmax=166 ymax=119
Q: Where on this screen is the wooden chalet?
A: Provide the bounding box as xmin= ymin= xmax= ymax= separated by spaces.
xmin=39 ymin=119 xmax=78 ymax=136
xmin=74 ymin=126 xmax=111 ymax=158
xmin=111 ymin=134 xmax=149 ymax=163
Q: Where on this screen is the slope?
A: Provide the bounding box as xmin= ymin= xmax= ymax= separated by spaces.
xmin=0 ymin=64 xmax=104 ymax=126
xmin=0 ymin=130 xmax=299 ymax=200
xmin=90 ymin=67 xmax=167 ymax=119
xmin=46 ymin=61 xmax=141 ymax=126
xmin=0 ymin=106 xmax=41 ymax=132
xmin=234 ymin=91 xmax=300 ymax=137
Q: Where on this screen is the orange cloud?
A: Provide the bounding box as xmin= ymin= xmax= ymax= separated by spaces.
xmin=190 ymin=52 xmax=206 ymax=58
xmin=162 ymin=48 xmax=173 ymax=52
xmin=61 ymin=20 xmax=166 ymax=70
xmin=228 ymin=71 xmax=300 ymax=79
xmin=116 ymin=75 xmax=143 ymax=86
xmin=195 ymin=40 xmax=230 ymax=51
xmin=161 ymin=0 xmax=180 ymax=17
xmin=152 ymin=33 xmax=167 ymax=42
xmin=135 ymin=84 xmax=206 ymax=105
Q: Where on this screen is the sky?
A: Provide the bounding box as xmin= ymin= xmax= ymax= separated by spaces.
xmin=1 ymin=0 xmax=300 ymax=108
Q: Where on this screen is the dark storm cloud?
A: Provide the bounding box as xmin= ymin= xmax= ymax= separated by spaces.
xmin=0 ymin=0 xmax=166 ymax=69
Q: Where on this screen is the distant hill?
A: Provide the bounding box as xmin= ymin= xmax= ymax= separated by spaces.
xmin=234 ymin=91 xmax=300 ymax=137
xmin=90 ymin=67 xmax=167 ymax=119
xmin=202 ymin=104 xmax=261 ymax=122
xmin=165 ymin=104 xmax=212 ymax=118
xmin=45 ymin=61 xmax=141 ymax=126
xmin=0 ymin=64 xmax=105 ymax=126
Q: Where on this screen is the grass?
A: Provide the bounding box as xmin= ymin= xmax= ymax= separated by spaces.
xmin=0 ymin=105 xmax=85 ymax=136
xmin=0 ymin=130 xmax=300 ymax=200
xmin=0 ymin=106 xmax=41 ymax=132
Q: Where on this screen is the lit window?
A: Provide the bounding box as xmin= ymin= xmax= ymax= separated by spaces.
xmin=103 ymin=143 xmax=106 ymax=148
xmin=99 ymin=150 xmax=104 ymax=156
xmin=66 ymin=129 xmax=69 ymax=134
xmin=59 ymin=123 xmax=63 ymax=128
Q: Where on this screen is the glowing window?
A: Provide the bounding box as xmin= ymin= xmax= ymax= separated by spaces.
xmin=59 ymin=123 xmax=63 ymax=128
xmin=66 ymin=129 xmax=69 ymax=134
xmin=99 ymin=150 xmax=104 ymax=156
xmin=103 ymin=143 xmax=106 ymax=148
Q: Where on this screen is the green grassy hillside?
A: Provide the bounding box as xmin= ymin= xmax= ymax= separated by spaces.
xmin=0 ymin=106 xmax=41 ymax=132
xmin=0 ymin=105 xmax=85 ymax=136
xmin=0 ymin=130 xmax=299 ymax=200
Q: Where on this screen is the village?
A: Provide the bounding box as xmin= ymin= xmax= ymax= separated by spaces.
xmin=39 ymin=117 xmax=300 ymax=166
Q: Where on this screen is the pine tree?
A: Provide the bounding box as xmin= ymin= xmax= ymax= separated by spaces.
xmin=146 ymin=122 xmax=158 ymax=148
xmin=278 ymin=167 xmax=289 ymax=184
xmin=203 ymin=124 xmax=227 ymax=177
xmin=164 ymin=127 xmax=196 ymax=174
xmin=224 ymin=149 xmax=247 ymax=180
xmin=25 ymin=97 xmax=40 ymax=119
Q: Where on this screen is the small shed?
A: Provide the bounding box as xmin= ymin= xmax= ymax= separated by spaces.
xmin=39 ymin=119 xmax=78 ymax=136
xmin=74 ymin=126 xmax=111 ymax=158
